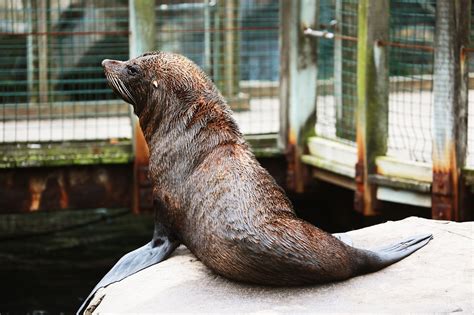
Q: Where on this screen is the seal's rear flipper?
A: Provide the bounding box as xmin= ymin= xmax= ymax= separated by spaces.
xmin=77 ymin=226 xmax=179 ymax=314
xmin=375 ymin=233 xmax=433 ymax=264
xmin=358 ymin=233 xmax=433 ymax=274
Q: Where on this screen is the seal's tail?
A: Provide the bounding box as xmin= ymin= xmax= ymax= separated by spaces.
xmin=355 ymin=233 xmax=433 ymax=275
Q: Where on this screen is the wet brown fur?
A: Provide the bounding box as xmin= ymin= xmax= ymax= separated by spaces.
xmin=102 ymin=52 xmax=408 ymax=286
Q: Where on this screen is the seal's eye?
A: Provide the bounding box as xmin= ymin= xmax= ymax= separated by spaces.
xmin=127 ymin=65 xmax=139 ymax=76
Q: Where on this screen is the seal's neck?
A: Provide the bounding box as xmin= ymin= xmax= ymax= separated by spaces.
xmin=138 ymin=92 xmax=245 ymax=181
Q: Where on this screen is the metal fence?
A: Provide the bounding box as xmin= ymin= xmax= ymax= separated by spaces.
xmin=303 ymin=0 xmax=473 ymax=219
xmin=386 ymin=0 xmax=435 ymax=163
xmin=0 ymin=0 xmax=281 ymax=166
xmin=313 ymin=0 xmax=474 ymax=168
xmin=0 ymin=0 xmax=132 ymax=144
xmin=315 ymin=0 xmax=358 ymax=144
xmin=314 ymin=0 xmax=436 ymax=156
xmin=154 ymin=0 xmax=280 ymax=135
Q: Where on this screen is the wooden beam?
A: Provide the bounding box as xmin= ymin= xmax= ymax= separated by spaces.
xmin=355 ymin=0 xmax=389 ymax=215
xmin=279 ymin=0 xmax=318 ymax=193
xmin=129 ymin=0 xmax=156 ymax=58
xmin=37 ymin=0 xmax=48 ymax=103
xmin=431 ymin=0 xmax=471 ymax=221
xmin=214 ymin=0 xmax=248 ymax=110
xmin=376 ymin=156 xmax=432 ymax=183
xmin=305 ymin=136 xmax=357 ymax=178
xmin=129 ymin=0 xmax=155 ymax=213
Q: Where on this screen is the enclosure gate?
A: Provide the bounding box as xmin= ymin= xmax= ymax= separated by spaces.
xmin=0 ymin=0 xmax=282 ymax=214
xmin=288 ymin=0 xmax=474 ymax=220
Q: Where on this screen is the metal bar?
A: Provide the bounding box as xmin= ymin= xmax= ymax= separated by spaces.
xmin=0 ymin=31 xmax=131 ymax=36
xmin=303 ymin=27 xmax=357 ymax=41
xmin=156 ymin=1 xmax=216 ymax=12
xmin=376 ymin=40 xmax=434 ymax=52
xmin=305 ymin=28 xmax=437 ymax=52
xmin=303 ymin=28 xmax=334 ymax=39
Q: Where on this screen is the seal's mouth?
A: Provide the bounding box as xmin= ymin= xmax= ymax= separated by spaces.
xmin=102 ymin=59 xmax=136 ymax=106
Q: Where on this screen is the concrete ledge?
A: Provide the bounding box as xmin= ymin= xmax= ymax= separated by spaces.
xmin=86 ymin=217 xmax=473 ymax=313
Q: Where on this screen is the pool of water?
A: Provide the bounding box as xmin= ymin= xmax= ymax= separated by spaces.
xmin=0 ymin=212 xmax=154 ymax=313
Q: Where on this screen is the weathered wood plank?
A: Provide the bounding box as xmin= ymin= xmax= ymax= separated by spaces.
xmin=129 ymin=0 xmax=155 ymax=213
xmin=431 ymin=0 xmax=470 ymax=220
xmin=376 ymin=156 xmax=432 ymax=183
xmin=280 ymin=0 xmax=318 ymax=193
xmin=355 ymin=0 xmax=389 ymax=215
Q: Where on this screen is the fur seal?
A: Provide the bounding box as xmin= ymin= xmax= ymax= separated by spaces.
xmin=77 ymin=51 xmax=432 ymax=313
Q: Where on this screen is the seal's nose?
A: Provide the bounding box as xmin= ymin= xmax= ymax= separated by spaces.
xmin=102 ymin=59 xmax=123 ymax=68
xmin=101 ymin=59 xmax=111 ymax=68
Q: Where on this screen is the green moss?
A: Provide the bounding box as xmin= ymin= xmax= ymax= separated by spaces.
xmin=0 ymin=140 xmax=133 ymax=168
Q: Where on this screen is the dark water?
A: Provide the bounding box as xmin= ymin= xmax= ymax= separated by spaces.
xmin=0 ymin=212 xmax=154 ymax=314
xmin=0 ymin=184 xmax=360 ymax=314
xmin=0 ymin=183 xmax=429 ymax=314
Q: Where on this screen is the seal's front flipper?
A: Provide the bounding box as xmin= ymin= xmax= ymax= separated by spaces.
xmin=77 ymin=223 xmax=179 ymax=314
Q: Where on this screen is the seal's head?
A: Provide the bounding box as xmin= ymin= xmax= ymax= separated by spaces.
xmin=102 ymin=51 xmax=212 ymax=117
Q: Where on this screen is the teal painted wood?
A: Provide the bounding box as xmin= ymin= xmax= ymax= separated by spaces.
xmin=280 ymin=0 xmax=318 ymax=192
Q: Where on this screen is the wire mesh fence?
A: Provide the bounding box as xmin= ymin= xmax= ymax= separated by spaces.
xmin=315 ymin=0 xmax=358 ymax=145
xmin=386 ymin=0 xmax=435 ymax=164
xmin=0 ymin=0 xmax=280 ymax=147
xmin=154 ymin=0 xmax=280 ymax=135
xmin=1 ymin=0 xmax=472 ymax=169
xmin=0 ymin=0 xmax=132 ymax=144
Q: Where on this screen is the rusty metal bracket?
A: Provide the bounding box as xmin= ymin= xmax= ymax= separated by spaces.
xmin=432 ymin=172 xmax=453 ymax=196
xmin=303 ymin=27 xmax=358 ymax=42
xmin=355 ymin=161 xmax=364 ymax=184
xmin=303 ymin=27 xmax=335 ymax=39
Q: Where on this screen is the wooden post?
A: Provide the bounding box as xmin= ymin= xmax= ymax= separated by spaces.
xmin=214 ymin=0 xmax=249 ymax=110
xmin=355 ymin=0 xmax=389 ymax=215
xmin=203 ymin=0 xmax=212 ymax=74
xmin=223 ymin=0 xmax=238 ymax=99
xmin=26 ymin=0 xmax=35 ymax=103
xmin=37 ymin=0 xmax=48 ymax=104
xmin=129 ymin=0 xmax=155 ymax=213
xmin=431 ymin=0 xmax=470 ymax=221
xmin=129 ymin=0 xmax=156 ymax=59
xmin=211 ymin=4 xmax=221 ymax=84
xmin=280 ymin=0 xmax=318 ymax=193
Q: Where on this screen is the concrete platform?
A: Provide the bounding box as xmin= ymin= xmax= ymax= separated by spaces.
xmin=85 ymin=217 xmax=473 ymax=314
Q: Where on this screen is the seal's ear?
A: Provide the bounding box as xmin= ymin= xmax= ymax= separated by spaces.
xmin=152 ymin=80 xmax=158 ymax=88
